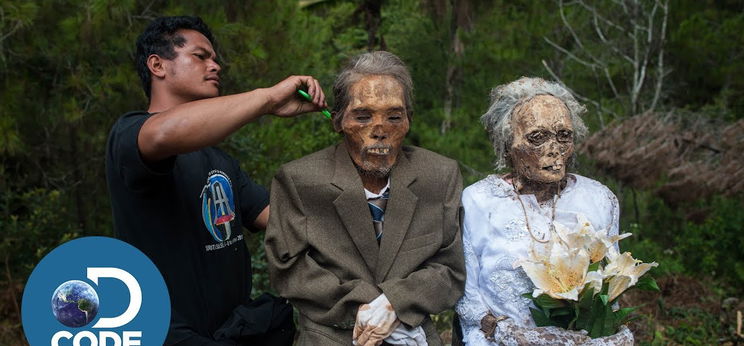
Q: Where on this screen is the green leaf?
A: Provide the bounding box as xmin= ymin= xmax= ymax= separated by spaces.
xmin=550 ymin=307 xmax=573 ymax=317
xmin=602 ymin=305 xmax=617 ymax=336
xmin=578 ymin=284 xmax=595 ymax=309
xmin=574 ymin=304 xmax=592 ymax=331
xmin=588 ymin=295 xmax=616 ymax=338
xmin=600 ymin=294 xmax=609 ymax=306
xmin=613 ymin=306 xmax=637 ymax=324
xmin=635 ymin=275 xmax=660 ymax=291
xmin=534 ymin=294 xmax=567 ymax=309
xmin=530 ymin=307 xmax=552 ymax=327
xmin=588 ymin=261 xmax=601 ymax=272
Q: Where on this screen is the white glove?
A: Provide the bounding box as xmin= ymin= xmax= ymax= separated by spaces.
xmin=491 ymin=318 xmax=633 ymax=346
xmin=385 ymin=325 xmax=428 ymax=346
xmin=584 ymin=325 xmax=634 ymax=346
xmin=353 ymin=294 xmax=400 ymax=346
xmin=492 ymin=318 xmax=590 ymax=345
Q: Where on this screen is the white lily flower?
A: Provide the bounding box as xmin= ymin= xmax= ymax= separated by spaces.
xmin=604 ymin=250 xmax=659 ymax=301
xmin=584 ymin=270 xmax=605 ymax=295
xmin=554 ymin=214 xmax=632 ymax=263
xmin=607 ymin=275 xmax=632 ymax=302
xmin=515 ymin=237 xmax=591 ymax=301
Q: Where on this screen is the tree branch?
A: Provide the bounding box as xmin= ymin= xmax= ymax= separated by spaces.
xmin=543 ymin=36 xmax=598 ymax=69
xmin=589 ymin=4 xmax=634 ymax=64
xmin=559 ymin=0 xmax=609 ymax=70
xmin=649 ymin=0 xmax=668 ymax=112
xmin=542 ymin=59 xmax=616 ymax=121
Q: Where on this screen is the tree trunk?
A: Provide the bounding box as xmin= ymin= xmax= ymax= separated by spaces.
xmin=68 ymin=124 xmax=86 ymax=235
xmin=362 ymin=0 xmax=384 ymax=51
xmin=441 ymin=0 xmax=471 ymax=134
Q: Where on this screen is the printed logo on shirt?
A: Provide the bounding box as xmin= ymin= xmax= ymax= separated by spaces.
xmin=21 ymin=236 xmax=170 ymax=345
xmin=200 ymin=170 xmax=238 ymax=246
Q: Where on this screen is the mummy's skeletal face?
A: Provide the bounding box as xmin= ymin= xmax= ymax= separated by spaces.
xmin=340 ymin=74 xmax=409 ymax=178
xmin=509 ymin=94 xmax=574 ymax=184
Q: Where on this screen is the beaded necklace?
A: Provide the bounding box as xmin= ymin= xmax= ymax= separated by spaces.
xmin=510 ymin=179 xmax=562 ymax=243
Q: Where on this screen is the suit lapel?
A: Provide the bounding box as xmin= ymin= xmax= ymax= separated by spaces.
xmin=331 ymin=143 xmax=379 ymax=271
xmin=375 ymin=151 xmax=418 ymax=281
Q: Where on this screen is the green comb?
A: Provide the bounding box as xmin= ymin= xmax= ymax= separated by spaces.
xmin=297 ymin=89 xmax=332 ymax=119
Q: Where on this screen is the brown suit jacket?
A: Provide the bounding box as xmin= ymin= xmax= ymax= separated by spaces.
xmin=265 ymin=142 xmax=465 ymax=345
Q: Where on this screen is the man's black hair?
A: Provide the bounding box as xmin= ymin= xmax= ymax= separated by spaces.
xmin=135 ymin=16 xmax=215 ymax=99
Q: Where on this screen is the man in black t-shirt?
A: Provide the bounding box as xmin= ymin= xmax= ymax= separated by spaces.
xmin=105 ymin=16 xmax=326 ymax=345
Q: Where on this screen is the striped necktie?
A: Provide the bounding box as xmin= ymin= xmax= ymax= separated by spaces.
xmin=367 ymin=189 xmax=389 ymax=244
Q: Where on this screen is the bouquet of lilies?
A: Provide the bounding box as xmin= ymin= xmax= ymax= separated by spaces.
xmin=513 ymin=215 xmax=659 ymax=338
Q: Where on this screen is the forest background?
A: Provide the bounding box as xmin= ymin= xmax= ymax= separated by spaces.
xmin=1 ymin=0 xmax=742 ymax=344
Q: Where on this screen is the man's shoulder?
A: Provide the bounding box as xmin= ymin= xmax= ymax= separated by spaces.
xmin=115 ymin=110 xmax=150 ymax=122
xmin=109 ymin=110 xmax=150 ymax=133
xmin=402 ymin=145 xmax=458 ymax=170
xmin=277 ymin=144 xmax=337 ymax=176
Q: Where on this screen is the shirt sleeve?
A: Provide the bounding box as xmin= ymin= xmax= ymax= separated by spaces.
xmin=108 ymin=112 xmax=175 ymax=190
xmin=608 ymin=190 xmax=620 ymax=239
xmin=232 ymin=160 xmax=268 ymax=232
xmin=455 ymin=188 xmax=492 ymax=345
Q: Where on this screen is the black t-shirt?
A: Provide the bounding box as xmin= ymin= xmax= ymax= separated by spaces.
xmin=105 ymin=111 xmax=269 ymax=344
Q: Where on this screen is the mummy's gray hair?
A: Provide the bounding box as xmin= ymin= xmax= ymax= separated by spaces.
xmin=332 ymin=51 xmax=414 ymax=131
xmin=481 ymin=76 xmax=588 ymax=170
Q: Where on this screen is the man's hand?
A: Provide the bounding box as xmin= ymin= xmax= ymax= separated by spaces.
xmin=353 ymin=294 xmax=399 ymax=346
xmin=265 ymin=75 xmax=327 ymax=117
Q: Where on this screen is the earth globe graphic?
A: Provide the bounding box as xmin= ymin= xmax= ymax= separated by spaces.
xmin=51 ymin=280 xmax=99 ymax=328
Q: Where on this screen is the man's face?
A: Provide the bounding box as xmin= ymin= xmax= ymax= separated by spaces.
xmin=340 ymin=74 xmax=409 ymax=177
xmin=162 ymin=29 xmax=221 ymax=102
xmin=509 ymin=95 xmax=574 ymax=184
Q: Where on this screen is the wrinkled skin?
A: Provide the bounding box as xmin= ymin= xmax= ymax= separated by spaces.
xmin=509 ymin=95 xmax=574 ymax=202
xmin=338 ymin=75 xmax=409 ymax=193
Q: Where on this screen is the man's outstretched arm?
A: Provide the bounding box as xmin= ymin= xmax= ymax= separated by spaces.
xmin=139 ymin=75 xmax=326 ymax=162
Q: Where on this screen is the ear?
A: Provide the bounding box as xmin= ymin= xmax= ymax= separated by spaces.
xmin=331 ymin=111 xmax=343 ymax=133
xmin=147 ymin=54 xmax=167 ymax=79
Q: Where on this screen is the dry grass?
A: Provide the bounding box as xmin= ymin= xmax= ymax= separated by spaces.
xmin=580 ymin=113 xmax=744 ymax=208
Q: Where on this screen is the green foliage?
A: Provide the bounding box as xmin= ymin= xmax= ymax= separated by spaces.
xmin=635 ymin=275 xmax=660 ymax=292
xmin=674 ymin=197 xmax=744 ymax=289
xmin=0 ymin=189 xmax=80 ymax=277
xmin=526 ymin=276 xmax=658 ymax=338
xmin=1 ymin=0 xmax=742 ymax=343
xmin=622 ymin=196 xmax=744 ymax=293
xmin=669 ymin=4 xmax=744 ymax=118
xmin=651 ymin=307 xmax=723 ymax=345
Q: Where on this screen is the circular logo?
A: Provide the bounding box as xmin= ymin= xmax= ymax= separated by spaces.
xmin=22 ymin=236 xmax=170 ymax=345
xmin=51 ymin=280 xmax=100 ymax=327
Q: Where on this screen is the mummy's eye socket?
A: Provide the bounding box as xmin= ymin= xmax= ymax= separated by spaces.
xmin=557 ymin=130 xmax=573 ymax=143
xmin=527 ymin=131 xmax=548 ymax=145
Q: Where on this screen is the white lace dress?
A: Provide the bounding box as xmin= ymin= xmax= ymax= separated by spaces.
xmin=455 ymin=174 xmax=620 ymax=346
